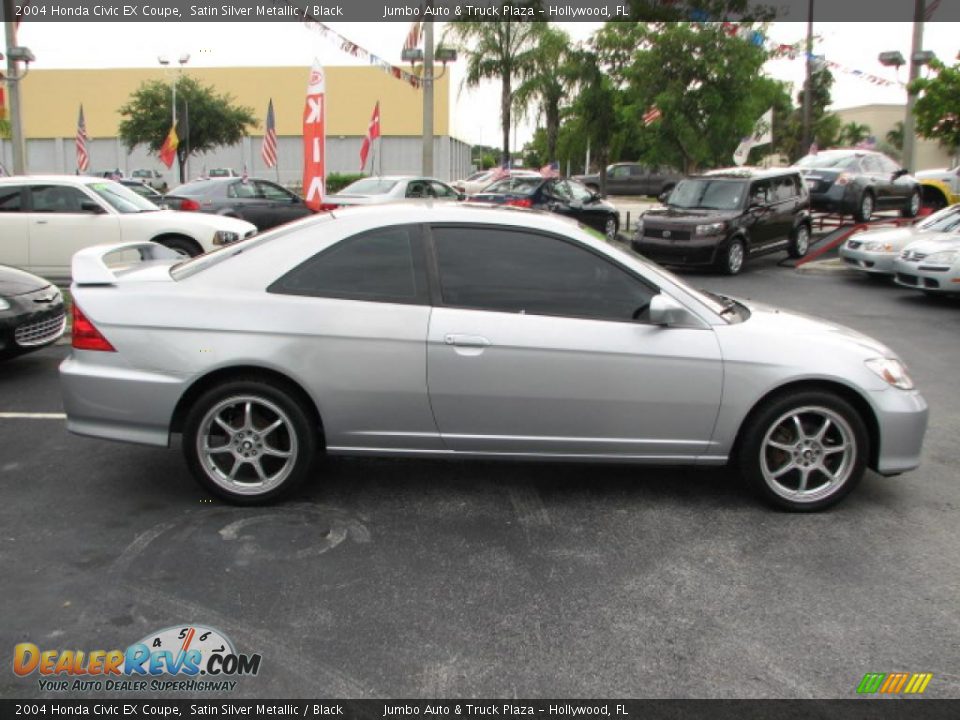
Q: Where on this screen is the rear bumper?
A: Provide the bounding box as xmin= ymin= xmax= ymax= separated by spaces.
xmin=809 ymin=185 xmax=856 ymax=215
xmin=870 ymin=387 xmax=928 ymax=475
xmin=59 ymin=353 xmax=188 ymax=447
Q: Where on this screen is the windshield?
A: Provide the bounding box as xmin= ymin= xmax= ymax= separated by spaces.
xmin=87 ymin=181 xmax=160 ymax=213
xmin=795 ymin=153 xmax=858 ymax=169
xmin=917 ymin=204 xmax=960 ymax=232
xmin=338 ymin=178 xmax=399 ymax=195
xmin=580 ymin=223 xmax=729 ymax=318
xmin=484 ymin=177 xmax=542 ymax=195
xmin=667 ymin=178 xmax=745 ymax=211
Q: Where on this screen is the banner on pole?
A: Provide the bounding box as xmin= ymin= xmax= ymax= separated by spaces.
xmin=302 ymin=60 xmax=326 ymax=211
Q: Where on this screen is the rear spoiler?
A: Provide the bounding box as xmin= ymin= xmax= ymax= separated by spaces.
xmin=72 ymin=241 xmax=181 ymax=286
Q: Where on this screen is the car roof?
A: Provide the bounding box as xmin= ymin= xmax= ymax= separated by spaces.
xmin=0 ymin=174 xmax=115 ymax=186
xmin=701 ymin=167 xmax=799 ymax=180
xmin=323 ymin=201 xmax=582 ymax=233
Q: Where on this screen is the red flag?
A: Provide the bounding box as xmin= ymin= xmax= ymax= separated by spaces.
xmin=75 ymin=105 xmax=90 ymax=173
xmin=360 ymin=101 xmax=380 ymax=171
xmin=403 ymin=22 xmax=422 ymax=52
xmin=261 ymin=99 xmax=278 ymax=169
xmin=0 ymin=87 xmax=6 ymax=121
xmin=643 ymin=106 xmax=662 ymax=127
xmin=302 ymin=60 xmax=326 ymax=211
xmin=159 ymin=123 xmax=179 ymax=169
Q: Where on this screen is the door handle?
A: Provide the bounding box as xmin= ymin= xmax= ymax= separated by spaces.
xmin=444 ymin=334 xmax=490 ymax=348
xmin=35 ymin=220 xmax=48 ymax=225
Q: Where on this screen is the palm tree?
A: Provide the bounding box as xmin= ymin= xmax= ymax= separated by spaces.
xmin=510 ymin=26 xmax=573 ymax=164
xmin=886 ymin=121 xmax=904 ymax=152
xmin=839 ymin=121 xmax=871 ymax=147
xmin=445 ymin=19 xmax=545 ymax=166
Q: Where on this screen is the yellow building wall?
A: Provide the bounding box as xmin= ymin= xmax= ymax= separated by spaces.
xmin=834 ymin=104 xmax=953 ymax=171
xmin=17 ymin=66 xmax=448 ymax=139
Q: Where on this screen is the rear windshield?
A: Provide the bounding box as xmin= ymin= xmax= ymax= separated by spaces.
xmin=484 ymin=177 xmax=542 ymax=195
xmin=667 ymin=178 xmax=746 ymax=211
xmin=917 ymin=204 xmax=960 ymax=232
xmin=795 ymin=153 xmax=859 ymax=170
xmin=168 ymin=181 xmax=218 ymax=197
xmin=338 ymin=178 xmax=399 ymax=195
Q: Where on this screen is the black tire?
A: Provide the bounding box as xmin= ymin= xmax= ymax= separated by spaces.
xmin=787 ymin=223 xmax=811 ymax=259
xmin=182 ymin=378 xmax=318 ymax=505
xmin=853 ymin=191 xmax=874 ymax=223
xmin=738 ymin=390 xmax=869 ymax=512
xmin=157 ymin=236 xmax=202 ymax=258
xmin=921 ymin=187 xmax=947 ymax=211
xmin=901 ymin=189 xmax=921 ymax=218
xmin=717 ymin=237 xmax=746 ymax=275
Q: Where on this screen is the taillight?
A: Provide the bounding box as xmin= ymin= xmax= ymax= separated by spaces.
xmin=505 ymin=198 xmax=533 ymax=208
xmin=179 ymin=198 xmax=201 ymax=211
xmin=72 ymin=304 xmax=116 ymax=352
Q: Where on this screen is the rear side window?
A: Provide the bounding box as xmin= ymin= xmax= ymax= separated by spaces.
xmin=432 ymin=226 xmax=655 ymax=322
xmin=28 ymin=185 xmax=91 ymax=213
xmin=0 ymin=185 xmax=23 ymax=212
xmin=268 ymin=225 xmax=428 ymax=304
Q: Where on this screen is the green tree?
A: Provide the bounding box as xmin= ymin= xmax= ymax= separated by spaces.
xmin=839 ymin=121 xmax=871 ymax=147
xmin=592 ymin=22 xmax=788 ymax=173
xmin=774 ymin=66 xmax=842 ymax=161
xmin=118 ymin=76 xmax=257 ymax=184
xmin=0 ymin=117 xmax=9 ymax=139
xmin=911 ymin=58 xmax=960 ymax=155
xmin=446 ymin=14 xmax=545 ymax=165
xmin=886 ymin=121 xmax=905 ymax=152
xmin=511 ymin=25 xmax=574 ymax=164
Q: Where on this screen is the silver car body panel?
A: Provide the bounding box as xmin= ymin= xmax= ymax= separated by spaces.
xmin=60 ymin=204 xmax=927 ymax=477
xmin=894 ymin=234 xmax=960 ymax=295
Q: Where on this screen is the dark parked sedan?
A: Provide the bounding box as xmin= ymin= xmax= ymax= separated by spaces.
xmin=470 ymin=176 xmax=620 ymax=240
xmin=794 ymin=149 xmax=921 ymax=222
xmin=0 ymin=265 xmax=66 ymax=360
xmin=165 ymin=177 xmax=313 ymax=231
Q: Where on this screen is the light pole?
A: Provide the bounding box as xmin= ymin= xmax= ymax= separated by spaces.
xmin=403 ymin=23 xmax=456 ymax=178
xmin=3 ymin=0 xmax=35 ymax=175
xmin=158 ymin=52 xmax=190 ymax=182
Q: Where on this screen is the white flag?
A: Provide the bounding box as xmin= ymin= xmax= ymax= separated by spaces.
xmin=733 ymin=108 xmax=773 ymax=166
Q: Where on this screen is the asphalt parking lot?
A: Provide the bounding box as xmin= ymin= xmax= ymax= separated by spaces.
xmin=2 ymin=251 xmax=959 ymax=700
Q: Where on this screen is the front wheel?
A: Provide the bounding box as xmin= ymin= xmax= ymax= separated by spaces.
xmin=738 ymin=391 xmax=869 ymax=511
xmin=901 ymin=189 xmax=921 ymax=218
xmin=604 ymin=216 xmax=619 ymax=241
xmin=854 ymin=192 xmax=874 ymax=223
xmin=788 ymin=223 xmax=811 ymax=259
xmin=157 ymin=236 xmax=202 ymax=258
xmin=717 ymin=237 xmax=745 ymax=275
xmin=183 ymin=378 xmax=318 ymax=504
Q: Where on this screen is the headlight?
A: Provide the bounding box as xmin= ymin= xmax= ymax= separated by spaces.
xmin=696 ymin=222 xmax=726 ymax=236
xmin=865 ymin=357 xmax=915 ymax=390
xmin=0 ymin=297 xmax=10 ymax=311
xmin=213 ymin=230 xmax=240 ymax=246
xmin=924 ymin=249 xmax=960 ymax=266
xmin=864 ymin=241 xmax=895 ymax=252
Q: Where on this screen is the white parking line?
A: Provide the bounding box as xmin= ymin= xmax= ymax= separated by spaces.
xmin=0 ymin=412 xmax=67 ymax=419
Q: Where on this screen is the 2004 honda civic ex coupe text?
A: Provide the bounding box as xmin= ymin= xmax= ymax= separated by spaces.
xmin=59 ymin=204 xmax=928 ymax=511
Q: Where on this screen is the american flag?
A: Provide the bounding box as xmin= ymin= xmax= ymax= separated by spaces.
xmin=403 ymin=21 xmax=422 ymax=52
xmin=642 ymin=105 xmax=662 ymax=127
xmin=539 ymin=161 xmax=560 ymax=178
xmin=261 ymin=99 xmax=278 ymax=169
xmin=488 ymin=163 xmax=511 ymax=182
xmin=75 ymin=105 xmax=90 ymax=173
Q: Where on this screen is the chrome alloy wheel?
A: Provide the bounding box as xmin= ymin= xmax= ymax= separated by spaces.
xmin=760 ymin=406 xmax=856 ymax=504
xmin=727 ymin=241 xmax=744 ymax=274
xmin=196 ymin=395 xmax=298 ymax=496
xmin=795 ymin=225 xmax=810 ymax=255
xmin=909 ymin=191 xmax=920 ymax=216
xmin=605 ymin=217 xmax=618 ymax=241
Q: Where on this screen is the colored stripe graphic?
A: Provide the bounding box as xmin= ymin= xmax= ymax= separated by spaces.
xmin=858 ymin=672 xmax=933 ymax=694
xmin=857 ymin=673 xmax=886 ymax=694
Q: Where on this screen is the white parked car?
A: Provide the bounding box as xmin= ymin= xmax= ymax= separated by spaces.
xmin=452 ymin=169 xmax=542 ymax=196
xmin=0 ymin=176 xmax=256 ymax=279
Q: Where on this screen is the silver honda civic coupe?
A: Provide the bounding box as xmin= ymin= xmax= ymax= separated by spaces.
xmin=60 ymin=204 xmax=928 ymax=511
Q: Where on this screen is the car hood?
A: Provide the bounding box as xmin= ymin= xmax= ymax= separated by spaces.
xmin=131 ymin=210 xmax=255 ymax=233
xmin=0 ymin=265 xmax=51 ymax=296
xmin=738 ymin=298 xmax=894 ymax=357
xmin=848 ymin=225 xmax=921 ymax=247
xmin=901 ymin=233 xmax=960 ymax=255
xmin=915 ymin=168 xmax=955 ymax=182
xmin=644 ymin=207 xmax=741 ymax=223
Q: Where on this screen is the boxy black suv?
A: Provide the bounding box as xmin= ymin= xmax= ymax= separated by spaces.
xmin=632 ymin=167 xmax=812 ymax=275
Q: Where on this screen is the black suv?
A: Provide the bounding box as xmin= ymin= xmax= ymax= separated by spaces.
xmin=632 ymin=168 xmax=812 ymax=275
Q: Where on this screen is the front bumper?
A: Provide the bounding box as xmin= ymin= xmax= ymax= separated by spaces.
xmin=893 ymin=260 xmax=960 ymax=294
xmin=870 ymin=387 xmax=929 ymax=476
xmin=0 ymin=291 xmax=66 ymax=358
xmin=839 ymin=245 xmax=897 ymax=275
xmin=632 ymin=235 xmax=722 ymax=267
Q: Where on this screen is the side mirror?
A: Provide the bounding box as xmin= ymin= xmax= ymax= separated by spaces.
xmin=80 ymin=200 xmax=105 ymax=214
xmin=658 ymin=191 xmax=671 ymax=204
xmin=648 ymin=294 xmax=698 ymax=327
xmin=893 ymin=168 xmax=909 ymax=179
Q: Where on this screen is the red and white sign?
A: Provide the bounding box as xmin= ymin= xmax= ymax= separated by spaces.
xmin=303 ymin=60 xmax=326 ymax=211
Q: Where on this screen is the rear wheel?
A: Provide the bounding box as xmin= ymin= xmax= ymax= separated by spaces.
xmin=901 ymin=189 xmax=921 ymax=218
xmin=183 ymin=378 xmax=318 ymax=504
xmin=787 ymin=223 xmax=811 ymax=259
xmin=717 ymin=237 xmax=745 ymax=275
xmin=738 ymin=391 xmax=868 ymax=511
xmin=854 ymin=192 xmax=874 ymax=223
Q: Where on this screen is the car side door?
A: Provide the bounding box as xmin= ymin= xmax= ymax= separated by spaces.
xmin=425 ymin=224 xmax=723 ymax=458
xmin=25 ymin=184 xmax=121 ymax=278
xmin=224 ymin=180 xmax=272 ymax=229
xmin=745 ymin=179 xmax=775 ymax=249
xmin=606 ymin=165 xmax=631 ymax=194
xmin=255 ymin=180 xmax=310 ymax=228
xmin=0 ymin=185 xmax=29 ymax=269
xmin=861 ymin=154 xmax=892 ymax=208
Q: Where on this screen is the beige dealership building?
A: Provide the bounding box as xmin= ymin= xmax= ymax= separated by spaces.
xmin=834 ymin=104 xmax=955 ymax=171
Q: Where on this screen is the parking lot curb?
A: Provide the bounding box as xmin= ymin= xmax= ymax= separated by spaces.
xmin=795 ymin=258 xmax=859 ymax=277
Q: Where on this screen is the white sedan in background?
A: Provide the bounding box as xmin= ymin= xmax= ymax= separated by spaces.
xmin=452 ymin=169 xmax=542 ymax=196
xmin=0 ymin=176 xmax=256 ymax=280
xmin=327 ymin=176 xmax=464 ymax=207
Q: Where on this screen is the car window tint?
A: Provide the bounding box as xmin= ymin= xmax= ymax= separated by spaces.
xmin=269 ymin=225 xmax=426 ymax=303
xmin=430 ymin=181 xmax=458 ymax=199
xmin=406 ymin=181 xmax=428 ymax=198
xmin=611 ymin=166 xmax=631 ymax=178
xmin=29 ymin=185 xmax=90 ymax=213
xmin=772 ymin=176 xmax=798 ymax=202
xmin=256 ymin=181 xmax=294 ymax=201
xmin=432 ymin=226 xmax=655 ymax=322
xmin=228 ymin=181 xmax=257 ymax=199
xmin=568 ymin=180 xmax=595 ymax=202
xmin=878 ymin=155 xmax=900 ymax=174
xmin=548 ymin=180 xmax=573 ymax=201
xmin=861 ymin=155 xmax=883 ymax=173
xmin=749 ymin=181 xmax=771 ymax=205
xmin=0 ymin=185 xmax=23 ymax=212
